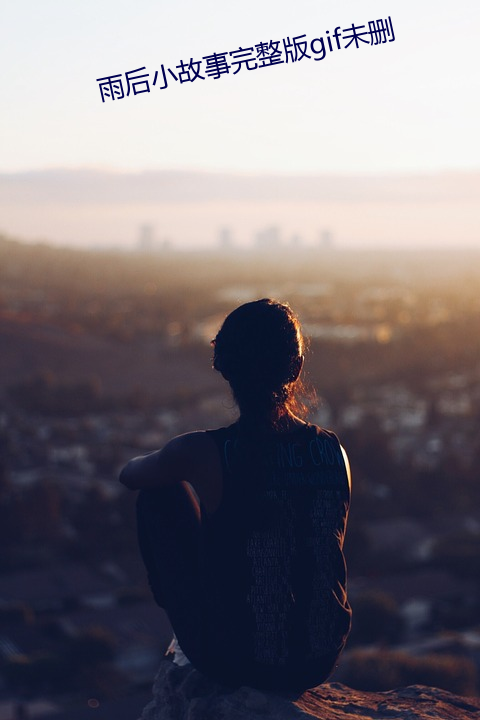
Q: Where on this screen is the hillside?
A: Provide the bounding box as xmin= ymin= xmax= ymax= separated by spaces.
xmin=1 ymin=237 xmax=480 ymax=716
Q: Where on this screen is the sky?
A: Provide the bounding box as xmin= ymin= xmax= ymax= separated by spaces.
xmin=2 ymin=0 xmax=480 ymax=175
xmin=1 ymin=0 xmax=479 ymax=248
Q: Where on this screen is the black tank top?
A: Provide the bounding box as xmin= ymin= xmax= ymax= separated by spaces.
xmin=196 ymin=421 xmax=351 ymax=691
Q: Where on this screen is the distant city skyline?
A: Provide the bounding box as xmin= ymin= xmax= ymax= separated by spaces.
xmin=0 ymin=168 xmax=479 ymax=250
xmin=2 ymin=0 xmax=479 ymax=250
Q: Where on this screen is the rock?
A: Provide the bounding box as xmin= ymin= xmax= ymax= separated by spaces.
xmin=138 ymin=659 xmax=480 ymax=720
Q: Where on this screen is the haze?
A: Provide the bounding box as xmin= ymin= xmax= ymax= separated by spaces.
xmin=1 ymin=169 xmax=479 ymax=250
xmin=1 ymin=0 xmax=479 ymax=249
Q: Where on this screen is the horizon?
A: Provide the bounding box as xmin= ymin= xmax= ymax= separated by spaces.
xmin=2 ymin=1 xmax=480 ymax=708
xmin=2 ymin=1 xmax=479 ymax=251
xmin=2 ymin=216 xmax=480 ymax=711
xmin=1 ymin=167 xmax=479 ymax=251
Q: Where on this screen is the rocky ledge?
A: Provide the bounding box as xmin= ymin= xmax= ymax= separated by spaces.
xmin=139 ymin=659 xmax=480 ymax=720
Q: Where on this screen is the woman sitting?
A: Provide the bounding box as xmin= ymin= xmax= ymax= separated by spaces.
xmin=120 ymin=298 xmax=351 ymax=694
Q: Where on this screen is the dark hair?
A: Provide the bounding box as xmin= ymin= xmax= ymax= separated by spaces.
xmin=212 ymin=299 xmax=309 ymax=423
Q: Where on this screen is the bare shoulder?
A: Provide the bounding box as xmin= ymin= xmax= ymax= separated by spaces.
xmin=160 ymin=430 xmax=222 ymax=487
xmin=119 ymin=430 xmax=219 ymax=491
xmin=163 ymin=430 xmax=223 ymax=513
xmin=163 ymin=431 xmax=218 ymax=468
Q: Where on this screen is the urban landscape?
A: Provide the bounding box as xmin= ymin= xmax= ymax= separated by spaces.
xmin=0 ymin=236 xmax=479 ymax=718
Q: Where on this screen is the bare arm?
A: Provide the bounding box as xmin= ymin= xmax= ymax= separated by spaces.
xmin=119 ymin=450 xmax=164 ymax=490
xmin=119 ymin=435 xmax=190 ymax=491
xmin=118 ymin=432 xmax=223 ymax=514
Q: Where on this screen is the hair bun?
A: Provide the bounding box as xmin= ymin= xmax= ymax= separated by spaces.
xmin=212 ymin=299 xmax=308 ymax=422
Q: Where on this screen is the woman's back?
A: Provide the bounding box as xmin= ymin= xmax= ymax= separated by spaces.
xmin=121 ymin=299 xmax=352 ymax=693
xmin=194 ymin=421 xmax=351 ymax=691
